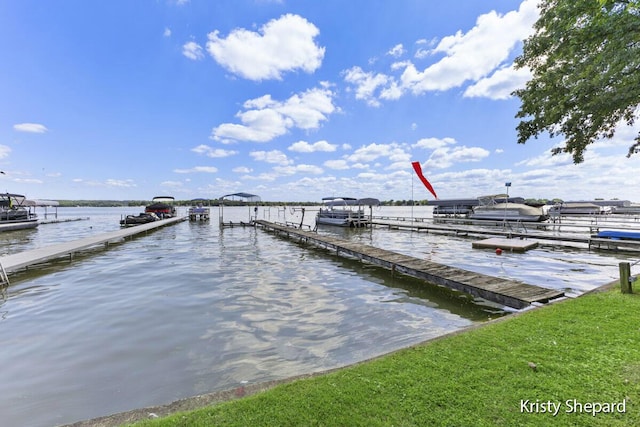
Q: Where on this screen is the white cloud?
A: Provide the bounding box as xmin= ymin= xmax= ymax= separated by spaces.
xmin=0 ymin=145 xmax=11 ymax=158
xmin=241 ymin=172 xmax=278 ymax=181
xmin=288 ymin=140 xmax=337 ymax=153
xmin=351 ymin=162 xmax=370 ymax=169
xmin=14 ymin=178 xmax=43 ymax=184
xmin=79 ymin=178 xmax=136 ymax=188
xmin=464 ymin=64 xmax=531 ymax=99
xmin=182 ymin=41 xmax=204 ymax=60
xmin=250 ymin=150 xmax=292 ymax=166
xmin=387 ymin=43 xmax=405 ymax=57
xmin=191 ymin=144 xmax=238 ymax=157
xmin=13 ymin=123 xmax=48 ymax=133
xmin=343 ymin=66 xmax=390 ymax=107
xmin=274 ymin=164 xmax=323 ymax=175
xmin=173 ymin=166 xmax=218 ymax=173
xmin=105 ymin=179 xmax=136 ymax=187
xmin=212 ymin=87 xmax=336 ymax=143
xmin=347 ymin=142 xmax=406 ymax=163
xmin=163 ymin=27 xmax=171 ymax=37
xmin=407 ymin=0 xmax=538 ymax=94
xmin=413 ymin=137 xmax=457 ymax=150
xmin=343 ymin=0 xmax=540 ymax=103
xmin=161 ymin=180 xmax=184 ymax=188
xmin=233 ymin=166 xmax=253 ymax=174
xmin=323 ymin=159 xmax=349 ymax=170
xmin=206 ymin=14 xmax=325 ymax=81
xmin=425 ymin=145 xmax=490 ymax=169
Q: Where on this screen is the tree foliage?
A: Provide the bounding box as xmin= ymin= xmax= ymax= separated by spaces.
xmin=513 ymin=0 xmax=640 ymax=163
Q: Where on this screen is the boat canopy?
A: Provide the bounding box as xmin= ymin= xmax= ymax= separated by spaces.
xmin=220 ymin=192 xmax=261 ymax=202
xmin=0 ymin=193 xmax=32 ymax=207
xmin=322 ymin=197 xmax=380 ymax=207
xmin=151 ymin=196 xmax=175 ymax=202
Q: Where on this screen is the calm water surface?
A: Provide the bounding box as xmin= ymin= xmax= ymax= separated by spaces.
xmin=0 ymin=206 xmax=633 ymax=426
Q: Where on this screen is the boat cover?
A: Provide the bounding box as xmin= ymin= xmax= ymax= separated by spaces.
xmin=596 ymin=230 xmax=640 ymax=240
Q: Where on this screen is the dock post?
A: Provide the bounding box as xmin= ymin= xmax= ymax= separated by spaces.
xmin=619 ymin=262 xmax=633 ymax=294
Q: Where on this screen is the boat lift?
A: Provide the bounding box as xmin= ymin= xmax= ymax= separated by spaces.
xmin=188 ymin=198 xmax=211 ymax=221
xmin=218 ymin=192 xmax=261 ymax=227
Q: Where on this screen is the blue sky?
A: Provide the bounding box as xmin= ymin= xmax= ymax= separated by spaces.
xmin=1 ymin=0 xmax=639 ymax=202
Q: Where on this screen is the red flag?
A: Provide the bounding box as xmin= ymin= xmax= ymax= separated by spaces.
xmin=411 ymin=161 xmax=438 ymax=199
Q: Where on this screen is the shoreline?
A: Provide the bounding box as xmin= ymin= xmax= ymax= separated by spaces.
xmin=63 ymin=279 xmax=620 ymax=427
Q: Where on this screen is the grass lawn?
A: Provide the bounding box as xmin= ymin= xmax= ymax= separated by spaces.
xmin=131 ymin=288 xmax=640 ymax=426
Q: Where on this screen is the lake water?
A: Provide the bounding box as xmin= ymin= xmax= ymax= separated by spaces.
xmin=0 ymin=206 xmax=633 ymax=426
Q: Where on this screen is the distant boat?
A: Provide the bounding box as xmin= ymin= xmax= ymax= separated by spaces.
xmin=612 ymin=204 xmax=640 ymax=215
xmin=548 ymin=202 xmax=605 ymax=216
xmin=468 ymin=194 xmax=548 ymax=222
xmin=188 ymin=198 xmax=210 ymax=221
xmin=0 ymin=193 xmax=39 ymax=232
xmin=429 ymin=196 xmax=527 ymax=218
xmin=119 ymin=212 xmax=159 ymax=227
xmin=120 ymin=196 xmax=177 ymax=227
xmin=594 ymin=230 xmax=640 ymax=241
xmin=145 ymin=196 xmax=177 ymax=218
xmin=429 ymin=198 xmax=478 ymax=216
xmin=316 ymin=197 xmax=379 ymax=228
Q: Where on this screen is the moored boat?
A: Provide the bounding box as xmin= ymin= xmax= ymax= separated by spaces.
xmin=0 ymin=193 xmax=39 ymax=231
xmin=593 ymin=230 xmax=640 ymax=241
xmin=145 ymin=196 xmax=177 ymax=218
xmin=316 ymin=197 xmax=380 ymax=228
xmin=468 ymin=194 xmax=548 ymax=222
xmin=188 ymin=198 xmax=210 ymax=221
xmin=548 ymin=201 xmax=609 ymax=216
xmin=119 ymin=212 xmax=159 ymax=227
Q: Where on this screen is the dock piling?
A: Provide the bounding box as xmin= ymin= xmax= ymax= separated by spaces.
xmin=619 ymin=262 xmax=633 ymax=293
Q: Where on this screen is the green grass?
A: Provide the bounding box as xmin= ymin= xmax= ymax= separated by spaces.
xmin=131 ymin=289 xmax=640 ymax=426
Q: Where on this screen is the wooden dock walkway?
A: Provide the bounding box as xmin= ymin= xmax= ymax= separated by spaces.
xmin=40 ymin=217 xmax=90 ymax=225
xmin=253 ymin=220 xmax=564 ymax=309
xmin=0 ymin=216 xmax=186 ymax=280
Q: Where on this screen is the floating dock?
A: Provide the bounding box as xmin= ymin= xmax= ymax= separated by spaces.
xmin=253 ymin=220 xmax=564 ymax=309
xmin=40 ymin=217 xmax=90 ymax=225
xmin=0 ymin=216 xmax=186 ymax=282
xmin=472 ymin=237 xmax=539 ymax=252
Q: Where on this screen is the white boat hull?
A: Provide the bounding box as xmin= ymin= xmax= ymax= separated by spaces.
xmin=316 ymin=211 xmax=369 ymax=227
xmin=469 ymin=203 xmax=548 ymax=222
xmin=0 ymin=219 xmax=39 ymax=232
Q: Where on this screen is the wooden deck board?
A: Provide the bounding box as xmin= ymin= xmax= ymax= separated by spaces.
xmin=254 ymin=220 xmax=564 ymax=309
xmin=0 ymin=216 xmax=186 ymax=274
